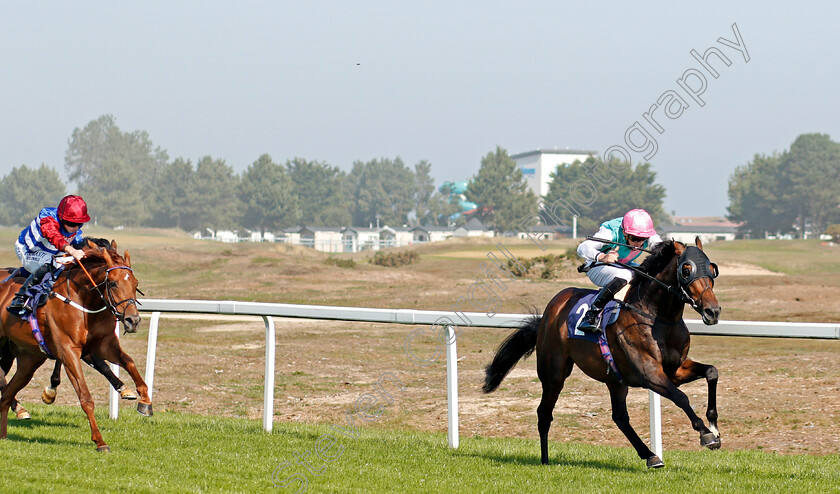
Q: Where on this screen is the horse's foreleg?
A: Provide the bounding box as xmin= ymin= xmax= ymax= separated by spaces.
xmin=606 ymin=382 xmax=662 ymax=467
xmin=97 ymin=341 xmax=152 ymax=416
xmin=643 ymin=365 xmax=719 ymax=450
xmin=42 ymin=360 xmax=63 ymax=404
xmin=673 ymin=359 xmax=719 ymax=440
xmin=59 ymin=351 xmax=109 ymax=452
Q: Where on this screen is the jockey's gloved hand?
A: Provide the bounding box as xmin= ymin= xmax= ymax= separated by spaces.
xmin=599 ymin=248 xmax=619 ymax=264
xmin=66 ymin=245 xmax=85 ymax=262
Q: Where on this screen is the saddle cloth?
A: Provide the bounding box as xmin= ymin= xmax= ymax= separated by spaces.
xmin=566 ymin=290 xmax=622 ymax=341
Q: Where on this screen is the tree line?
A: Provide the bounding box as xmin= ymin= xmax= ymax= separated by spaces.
xmin=727 ymin=133 xmax=840 ymax=236
xmin=0 ymin=115 xmax=671 ymax=235
xmin=0 ymin=115 xmax=458 ymax=232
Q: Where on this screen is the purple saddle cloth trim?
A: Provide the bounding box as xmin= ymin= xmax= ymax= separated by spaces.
xmin=27 ymin=314 xmax=53 ymax=358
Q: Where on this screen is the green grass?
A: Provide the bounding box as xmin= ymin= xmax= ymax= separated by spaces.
xmin=705 ymin=238 xmax=840 ymax=275
xmin=3 ymin=405 xmax=839 ymax=493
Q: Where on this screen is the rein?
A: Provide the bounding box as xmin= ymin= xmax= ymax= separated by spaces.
xmin=582 ymin=261 xmax=695 ymax=306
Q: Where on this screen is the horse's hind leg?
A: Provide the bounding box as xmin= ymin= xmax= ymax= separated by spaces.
xmin=536 ymin=357 xmax=573 ymax=465
xmin=84 ymin=355 xmax=134 ymax=399
xmin=673 ymin=359 xmax=720 ymax=441
xmin=0 ymin=344 xmax=25 ymax=416
xmin=42 ymin=360 xmax=63 ymax=404
xmin=606 ymin=382 xmax=662 ymax=468
xmin=0 ymin=354 xmax=46 ymax=439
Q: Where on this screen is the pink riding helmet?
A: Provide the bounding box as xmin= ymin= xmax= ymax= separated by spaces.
xmin=622 ymin=209 xmax=656 ymax=237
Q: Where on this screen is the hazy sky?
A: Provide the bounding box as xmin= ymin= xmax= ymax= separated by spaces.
xmin=2 ymin=2 xmax=838 ymax=217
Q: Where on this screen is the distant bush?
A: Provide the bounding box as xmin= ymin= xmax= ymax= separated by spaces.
xmin=507 ymin=250 xmax=578 ymax=280
xmin=826 ymin=224 xmax=840 ymax=242
xmin=325 ymin=257 xmax=356 ymax=269
xmin=371 ymin=250 xmax=420 ymax=267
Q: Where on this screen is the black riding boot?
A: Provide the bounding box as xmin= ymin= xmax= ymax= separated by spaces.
xmin=578 ymin=278 xmax=628 ymax=334
xmin=7 ymin=264 xmax=51 ymax=313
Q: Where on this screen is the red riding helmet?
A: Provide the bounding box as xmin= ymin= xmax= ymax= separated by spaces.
xmin=57 ymin=195 xmax=91 ymax=223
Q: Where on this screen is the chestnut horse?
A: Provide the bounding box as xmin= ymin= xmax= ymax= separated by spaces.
xmin=483 ymin=238 xmax=721 ymax=468
xmin=0 ymin=241 xmax=151 ymax=452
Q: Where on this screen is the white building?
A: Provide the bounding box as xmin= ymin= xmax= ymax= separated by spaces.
xmin=341 ymin=227 xmax=381 ymax=252
xmin=660 ymin=217 xmax=742 ymax=243
xmin=453 ymin=217 xmax=494 ymax=238
xmin=410 ymin=226 xmax=454 ymax=243
xmin=379 ymin=226 xmax=414 ymax=249
xmin=512 ymin=148 xmax=596 ymax=198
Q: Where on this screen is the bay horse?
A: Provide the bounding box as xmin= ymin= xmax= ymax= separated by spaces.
xmin=483 ymin=238 xmax=721 ymax=468
xmin=0 ymin=240 xmax=152 ymax=452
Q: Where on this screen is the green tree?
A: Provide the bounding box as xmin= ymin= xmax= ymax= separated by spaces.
xmin=780 ymin=133 xmax=840 ymax=234
xmin=65 ymin=115 xmax=168 ymax=226
xmin=185 ymin=156 xmax=241 ymax=232
xmin=149 ymin=158 xmax=195 ymax=229
xmin=410 ymin=160 xmax=457 ymax=226
xmin=0 ymin=165 xmax=66 ymax=226
xmin=543 ymin=157 xmax=667 ymax=233
xmin=727 ymin=134 xmax=840 ymax=236
xmin=285 ymin=158 xmax=351 ymax=226
xmin=239 ymin=154 xmax=299 ymax=234
xmin=465 ymin=146 xmax=538 ymax=233
xmin=727 ymin=153 xmax=795 ymax=236
xmin=349 ymin=157 xmax=416 ymax=227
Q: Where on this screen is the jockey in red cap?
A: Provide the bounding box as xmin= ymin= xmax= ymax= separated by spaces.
xmin=8 ymin=195 xmax=90 ymax=314
xmin=575 ymin=209 xmax=663 ymax=333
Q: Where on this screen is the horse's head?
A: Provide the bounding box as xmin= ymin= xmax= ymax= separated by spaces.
xmin=674 ymin=237 xmax=721 ymax=325
xmin=81 ymin=244 xmax=143 ymax=333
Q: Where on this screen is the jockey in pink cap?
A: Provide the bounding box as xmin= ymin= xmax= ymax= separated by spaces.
xmin=575 ymin=209 xmax=663 ymax=333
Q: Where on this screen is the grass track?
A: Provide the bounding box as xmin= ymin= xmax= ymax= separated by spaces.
xmin=3 ymin=405 xmax=839 ymax=493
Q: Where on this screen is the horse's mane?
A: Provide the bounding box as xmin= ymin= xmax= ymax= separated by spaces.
xmin=84 ymin=237 xmax=114 ymax=250
xmin=629 ymin=239 xmax=678 ymax=291
xmin=64 ymin=238 xmax=126 ymax=274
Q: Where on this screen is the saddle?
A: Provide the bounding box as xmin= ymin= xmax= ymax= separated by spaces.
xmin=8 ymin=269 xmax=62 ymax=318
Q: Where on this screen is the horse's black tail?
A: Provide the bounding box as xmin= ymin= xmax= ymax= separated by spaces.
xmin=483 ymin=315 xmax=541 ymax=393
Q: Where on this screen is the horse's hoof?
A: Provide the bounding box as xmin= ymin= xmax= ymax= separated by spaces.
xmin=15 ymin=408 xmax=31 ymax=420
xmin=42 ymin=386 xmax=57 ymax=404
xmin=119 ymin=387 xmax=138 ymax=400
xmin=96 ymin=445 xmax=111 ymax=453
xmin=137 ymin=402 xmax=153 ymax=416
xmin=700 ymin=432 xmax=721 ymax=450
xmin=646 ymin=455 xmax=665 ymax=468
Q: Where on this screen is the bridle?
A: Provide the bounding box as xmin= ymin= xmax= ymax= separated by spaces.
xmin=91 ymin=265 xmax=144 ymax=323
xmin=675 ymin=246 xmax=719 ymax=309
xmin=60 ymin=255 xmax=143 ymax=327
